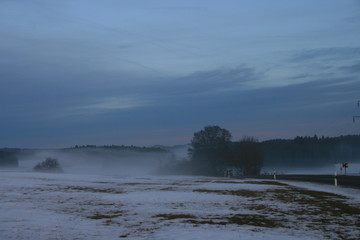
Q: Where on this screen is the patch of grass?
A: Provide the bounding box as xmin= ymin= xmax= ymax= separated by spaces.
xmin=103 ymin=219 xmax=113 ymax=225
xmin=93 ymin=181 xmax=113 ymax=184
xmin=227 ymin=214 xmax=284 ymax=228
xmin=63 ymin=186 xmax=124 ymax=194
xmin=184 ymin=214 xmax=285 ymax=228
xmin=160 ymin=187 xmax=177 ymax=191
xmin=87 ymin=211 xmax=124 ymax=220
xmin=294 ymin=188 xmax=347 ymax=200
xmin=121 ymin=182 xmax=144 ymax=186
xmin=268 ymin=187 xmax=360 ymax=216
xmin=194 ymin=180 xmax=211 ymax=183
xmin=170 ymin=203 xmax=186 ymax=209
xmin=121 ymin=182 xmax=157 ymax=186
xmin=245 ymin=204 xmax=272 ymax=211
xmin=212 ymin=181 xmax=243 ymax=184
xmin=263 ymin=185 xmax=360 ymax=238
xmin=153 ymin=213 xmax=196 ymax=220
xmin=168 ymin=182 xmax=194 ymax=186
xmin=244 ymin=180 xmax=289 ymax=186
xmin=193 ymin=188 xmax=261 ymax=198
xmin=184 ymin=219 xmax=228 ymax=225
xmin=79 ymin=200 xmax=123 ymax=207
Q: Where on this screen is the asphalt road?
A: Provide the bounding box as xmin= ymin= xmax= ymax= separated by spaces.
xmin=248 ymin=174 xmax=360 ymax=189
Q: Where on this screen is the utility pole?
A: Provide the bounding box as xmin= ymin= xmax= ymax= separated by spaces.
xmin=353 ymin=100 xmax=360 ymax=123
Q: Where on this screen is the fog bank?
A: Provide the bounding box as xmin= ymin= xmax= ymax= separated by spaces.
xmin=17 ymin=147 xmax=174 ymax=176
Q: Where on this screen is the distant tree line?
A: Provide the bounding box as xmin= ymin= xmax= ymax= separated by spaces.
xmin=3 ymin=132 xmax=360 ymax=175
xmin=160 ymin=129 xmax=360 ymax=176
xmin=261 ymin=135 xmax=360 ymax=167
xmin=0 ymin=150 xmax=19 ymax=167
xmin=69 ymin=145 xmax=167 ymax=153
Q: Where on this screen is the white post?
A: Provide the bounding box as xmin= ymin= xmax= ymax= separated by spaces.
xmin=273 ymin=169 xmax=276 ymax=181
xmin=334 ymin=172 xmax=338 ymax=187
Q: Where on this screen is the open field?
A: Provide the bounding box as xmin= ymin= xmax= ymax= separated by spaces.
xmin=0 ymin=171 xmax=359 ymax=240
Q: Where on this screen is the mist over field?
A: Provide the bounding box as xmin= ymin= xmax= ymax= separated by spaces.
xmin=16 ymin=147 xmax=174 ymax=176
xmin=5 ymin=135 xmax=360 ymax=177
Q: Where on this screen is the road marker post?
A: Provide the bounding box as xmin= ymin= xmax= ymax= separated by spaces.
xmin=334 ymin=172 xmax=338 ymax=187
xmin=273 ymin=169 xmax=276 ymax=180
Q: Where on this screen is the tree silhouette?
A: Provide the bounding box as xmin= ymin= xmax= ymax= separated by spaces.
xmin=189 ymin=125 xmax=232 ymax=175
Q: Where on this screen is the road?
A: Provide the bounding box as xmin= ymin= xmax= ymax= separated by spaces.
xmin=247 ymin=174 xmax=360 ymax=189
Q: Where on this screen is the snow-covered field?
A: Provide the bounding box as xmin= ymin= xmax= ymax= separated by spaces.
xmin=0 ymin=170 xmax=359 ymax=240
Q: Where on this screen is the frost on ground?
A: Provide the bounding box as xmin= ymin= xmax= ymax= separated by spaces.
xmin=0 ymin=171 xmax=359 ymax=240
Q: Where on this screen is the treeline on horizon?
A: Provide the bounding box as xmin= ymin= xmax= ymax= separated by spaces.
xmin=261 ymin=134 xmax=360 ymax=167
xmin=1 ymin=134 xmax=360 ymax=170
xmin=68 ymin=144 xmax=167 ymax=153
xmin=62 ymin=134 xmax=360 ymax=170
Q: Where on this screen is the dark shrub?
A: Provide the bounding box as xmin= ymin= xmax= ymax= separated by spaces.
xmin=33 ymin=157 xmax=63 ymax=173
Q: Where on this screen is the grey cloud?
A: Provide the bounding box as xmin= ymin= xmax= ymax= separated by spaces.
xmin=134 ymin=75 xmax=360 ymax=139
xmin=290 ymin=47 xmax=360 ymax=62
xmin=153 ymin=65 xmax=260 ymax=100
xmin=146 ymin=5 xmax=208 ymax=12
xmin=339 ymin=63 xmax=360 ymax=73
xmin=189 ymin=65 xmax=257 ymax=84
xmin=290 ymin=74 xmax=312 ymax=80
xmin=1 ymin=67 xmax=359 ymax=147
xmin=0 ymin=64 xmax=261 ymax=137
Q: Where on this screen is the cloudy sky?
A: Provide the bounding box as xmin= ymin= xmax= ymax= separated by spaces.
xmin=1 ymin=0 xmax=360 ymax=148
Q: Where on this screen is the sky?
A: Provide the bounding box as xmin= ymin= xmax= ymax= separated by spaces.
xmin=1 ymin=0 xmax=360 ymax=148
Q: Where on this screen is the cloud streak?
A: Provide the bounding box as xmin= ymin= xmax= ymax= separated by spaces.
xmin=339 ymin=63 xmax=360 ymax=73
xmin=290 ymin=47 xmax=360 ymax=62
xmin=56 ymin=96 xmax=151 ymax=118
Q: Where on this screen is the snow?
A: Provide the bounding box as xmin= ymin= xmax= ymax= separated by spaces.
xmin=0 ymin=170 xmax=359 ymax=240
xmin=279 ymin=180 xmax=360 ymax=202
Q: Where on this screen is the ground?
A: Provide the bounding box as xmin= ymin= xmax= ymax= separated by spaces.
xmin=0 ymin=171 xmax=359 ymax=240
